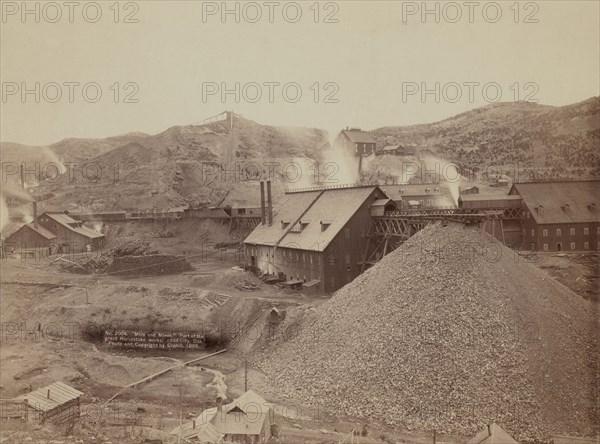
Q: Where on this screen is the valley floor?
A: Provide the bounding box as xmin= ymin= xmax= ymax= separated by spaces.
xmin=0 ymin=241 xmax=597 ymax=443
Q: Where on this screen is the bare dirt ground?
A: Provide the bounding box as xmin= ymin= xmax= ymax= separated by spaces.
xmin=1 ymin=228 xmax=597 ymax=443
xmin=526 ymin=252 xmax=599 ymax=301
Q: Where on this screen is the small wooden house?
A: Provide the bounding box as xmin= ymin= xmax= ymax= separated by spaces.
xmin=14 ymin=382 xmax=83 ymax=424
xmin=172 ymin=390 xmax=273 ymax=444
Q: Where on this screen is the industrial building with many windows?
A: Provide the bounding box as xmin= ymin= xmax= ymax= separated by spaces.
xmin=509 ymin=181 xmax=599 ymax=252
xmin=244 ymin=184 xmax=391 ymax=294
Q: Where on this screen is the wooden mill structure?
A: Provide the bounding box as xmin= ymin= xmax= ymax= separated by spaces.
xmin=361 ymin=206 xmax=525 ymax=271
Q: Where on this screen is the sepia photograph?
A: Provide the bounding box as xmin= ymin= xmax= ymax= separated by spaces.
xmin=0 ymin=1 xmax=599 ymax=443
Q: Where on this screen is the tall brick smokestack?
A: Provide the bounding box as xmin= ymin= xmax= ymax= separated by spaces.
xmin=260 ymin=182 xmax=266 ymax=225
xmin=267 ymin=180 xmax=273 ymax=226
xmin=33 ymin=201 xmax=38 ymax=229
xmin=20 ymin=164 xmax=25 ymax=189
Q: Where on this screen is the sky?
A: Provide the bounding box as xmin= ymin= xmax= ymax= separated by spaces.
xmin=1 ymin=0 xmax=599 ymax=146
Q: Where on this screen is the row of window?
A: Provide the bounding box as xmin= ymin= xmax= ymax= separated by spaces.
xmin=282 ymin=249 xmax=319 ymax=264
xmin=540 ymin=242 xmax=597 ymax=251
xmin=528 ymin=227 xmax=598 ymax=237
xmin=398 ymin=188 xmax=440 ymax=195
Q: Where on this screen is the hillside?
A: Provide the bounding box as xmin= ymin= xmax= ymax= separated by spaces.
xmin=258 ymin=223 xmax=599 ymax=442
xmin=2 ymin=98 xmax=599 ymax=221
xmin=372 ymin=97 xmax=600 ymax=179
xmin=0 ymin=114 xmax=330 ymax=218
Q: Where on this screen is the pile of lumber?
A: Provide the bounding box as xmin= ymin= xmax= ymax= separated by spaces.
xmin=233 ymin=279 xmax=260 ymax=291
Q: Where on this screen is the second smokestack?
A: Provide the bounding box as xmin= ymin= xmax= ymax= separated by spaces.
xmin=267 ymin=180 xmax=273 ymax=226
xmin=260 ymin=182 xmax=266 ymax=225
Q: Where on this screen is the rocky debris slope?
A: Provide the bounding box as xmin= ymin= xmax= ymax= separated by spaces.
xmin=258 ymin=223 xmax=599 ymax=441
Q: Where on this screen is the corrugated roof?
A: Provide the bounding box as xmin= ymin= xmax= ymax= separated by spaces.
xmin=467 ymin=423 xmax=518 ymax=444
xmin=342 ymin=130 xmax=376 ymax=144
xmin=15 ymin=382 xmax=83 ymax=412
xmin=510 ymin=181 xmax=600 ymax=224
xmin=246 ymin=187 xmax=382 ymax=251
xmin=44 ymin=213 xmax=104 ymax=239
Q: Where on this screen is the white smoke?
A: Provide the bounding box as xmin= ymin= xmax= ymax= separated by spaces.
xmin=444 ymin=162 xmax=461 ymax=206
xmin=320 ymin=128 xmax=362 ymax=186
xmin=420 ymin=154 xmax=461 ymax=207
xmin=0 ymin=197 xmax=8 ymax=234
xmin=321 ymin=148 xmax=361 ymax=186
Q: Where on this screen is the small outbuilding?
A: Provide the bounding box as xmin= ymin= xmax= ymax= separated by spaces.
xmin=172 ymin=390 xmax=273 ymax=444
xmin=14 ymin=382 xmax=84 ymax=424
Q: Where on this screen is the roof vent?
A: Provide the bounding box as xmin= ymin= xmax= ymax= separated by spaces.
xmin=320 ymin=220 xmax=332 ymax=232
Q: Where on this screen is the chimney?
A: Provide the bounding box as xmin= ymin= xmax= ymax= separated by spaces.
xmin=260 ymin=182 xmax=266 ymax=225
xmin=267 ymin=180 xmax=273 ymax=226
xmin=487 ymin=424 xmax=491 ymax=437
xmin=192 ymin=419 xmax=196 ymax=430
xmin=20 ymin=164 xmax=25 ymax=189
xmin=33 ymin=201 xmax=38 ymax=229
xmin=216 ymin=397 xmax=223 ymax=417
xmin=47 ymin=389 xmax=50 ymax=399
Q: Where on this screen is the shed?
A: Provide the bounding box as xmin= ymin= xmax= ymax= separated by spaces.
xmin=370 ymin=198 xmax=397 ymax=216
xmin=14 ymin=382 xmax=83 ymax=424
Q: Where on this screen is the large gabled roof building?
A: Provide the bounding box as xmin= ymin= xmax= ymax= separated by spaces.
xmin=509 ymin=181 xmax=600 ymax=252
xmin=245 ymin=185 xmax=390 ymax=293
